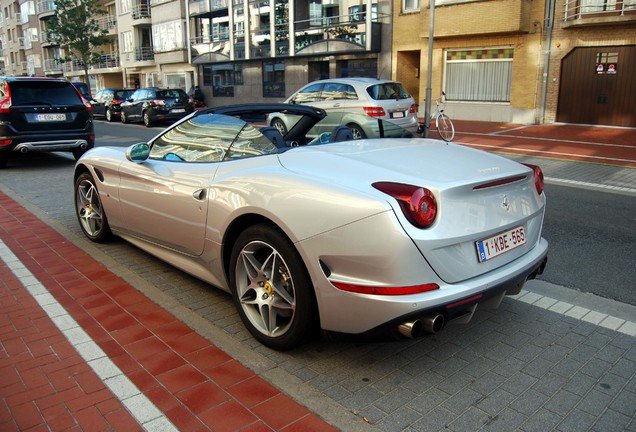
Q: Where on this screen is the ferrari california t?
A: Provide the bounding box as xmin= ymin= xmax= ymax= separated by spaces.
xmin=73 ymin=103 xmax=548 ymax=350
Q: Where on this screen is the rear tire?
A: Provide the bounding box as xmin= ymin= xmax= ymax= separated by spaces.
xmin=0 ymin=154 xmax=8 ymax=169
xmin=436 ymin=113 xmax=455 ymax=142
xmin=121 ymin=110 xmax=129 ymax=124
xmin=229 ymin=224 xmax=318 ymax=350
xmin=271 ymin=118 xmax=288 ymax=135
xmin=106 ymin=108 xmax=113 ymax=122
xmin=348 ymin=124 xmax=366 ymax=140
xmin=143 ymin=111 xmax=153 ymax=127
xmin=74 ymin=172 xmax=112 ymax=243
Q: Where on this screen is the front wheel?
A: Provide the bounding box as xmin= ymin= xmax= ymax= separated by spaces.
xmin=105 ymin=108 xmax=113 ymax=122
xmin=229 ymin=224 xmax=318 ymax=350
xmin=436 ymin=113 xmax=455 ymax=142
xmin=121 ymin=110 xmax=129 ymax=124
xmin=75 ymin=172 xmax=112 ymax=243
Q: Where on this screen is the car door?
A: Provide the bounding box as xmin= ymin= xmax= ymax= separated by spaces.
xmin=117 ymin=115 xmax=228 ymax=256
xmin=92 ymin=90 xmax=105 ymax=117
xmin=130 ymin=89 xmax=148 ymax=120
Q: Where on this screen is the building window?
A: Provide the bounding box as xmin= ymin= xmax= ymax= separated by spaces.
xmin=120 ymin=0 xmax=130 ymax=14
xmin=595 ymin=52 xmax=618 ymax=74
xmin=120 ymin=31 xmax=133 ymax=53
xmin=152 ymin=21 xmax=184 ymax=53
xmin=203 ymin=63 xmax=243 ymax=97
xmin=444 ymin=48 xmax=513 ymax=103
xmin=403 ymin=0 xmax=420 ymax=12
xmin=262 ymin=61 xmax=285 ymax=98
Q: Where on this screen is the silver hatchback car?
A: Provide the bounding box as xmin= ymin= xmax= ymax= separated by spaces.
xmin=269 ymin=78 xmax=419 ymax=139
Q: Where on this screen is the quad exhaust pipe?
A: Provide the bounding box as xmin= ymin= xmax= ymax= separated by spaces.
xmin=398 ymin=313 xmax=445 ymax=338
xmin=20 ymin=147 xmax=28 ymax=153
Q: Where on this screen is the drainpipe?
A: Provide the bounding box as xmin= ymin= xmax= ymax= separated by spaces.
xmin=424 ymin=0 xmax=435 ymax=138
xmin=539 ymin=0 xmax=556 ymax=124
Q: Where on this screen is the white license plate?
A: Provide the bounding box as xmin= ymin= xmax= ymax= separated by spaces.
xmin=391 ymin=111 xmax=405 ymax=118
xmin=172 ymin=109 xmax=185 ymax=113
xmin=476 ymin=226 xmax=526 ymax=263
xmin=35 ymin=113 xmax=66 ymax=122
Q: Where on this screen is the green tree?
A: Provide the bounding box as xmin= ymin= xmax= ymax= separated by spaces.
xmin=46 ymin=0 xmax=110 ymax=84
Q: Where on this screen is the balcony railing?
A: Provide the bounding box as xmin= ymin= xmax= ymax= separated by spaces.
xmin=43 ymin=58 xmax=62 ymax=71
xmin=565 ymin=0 xmax=636 ymax=21
xmin=131 ymin=3 xmax=151 ymax=19
xmin=121 ymin=47 xmax=154 ymax=62
xmin=90 ymin=53 xmax=120 ymax=69
xmin=96 ymin=15 xmax=117 ymax=32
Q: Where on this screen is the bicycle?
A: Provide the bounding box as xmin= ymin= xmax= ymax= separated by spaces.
xmin=417 ymin=92 xmax=455 ymax=142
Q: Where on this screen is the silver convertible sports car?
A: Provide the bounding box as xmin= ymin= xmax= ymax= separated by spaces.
xmin=73 ymin=103 xmax=548 ymax=350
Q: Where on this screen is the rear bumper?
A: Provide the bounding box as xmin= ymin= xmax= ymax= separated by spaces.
xmin=0 ymin=132 xmax=94 ymax=154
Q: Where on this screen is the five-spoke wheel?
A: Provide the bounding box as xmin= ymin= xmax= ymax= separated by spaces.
xmin=75 ymin=172 xmax=111 ymax=243
xmin=229 ymin=224 xmax=317 ymax=350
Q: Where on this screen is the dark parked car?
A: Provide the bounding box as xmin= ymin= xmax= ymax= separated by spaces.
xmin=120 ymin=87 xmax=195 ymax=127
xmin=92 ymin=88 xmax=135 ymax=122
xmin=0 ymin=76 xmax=94 ymax=169
xmin=71 ymin=82 xmax=92 ymax=100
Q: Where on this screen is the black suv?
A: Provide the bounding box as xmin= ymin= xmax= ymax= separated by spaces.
xmin=120 ymin=87 xmax=195 ymax=127
xmin=0 ymin=76 xmax=94 ymax=168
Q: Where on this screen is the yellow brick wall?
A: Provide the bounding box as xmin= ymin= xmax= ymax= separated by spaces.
xmin=392 ymin=0 xmax=546 ymax=123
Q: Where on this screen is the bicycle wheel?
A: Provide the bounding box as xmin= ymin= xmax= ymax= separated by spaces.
xmin=436 ymin=113 xmax=455 ymax=142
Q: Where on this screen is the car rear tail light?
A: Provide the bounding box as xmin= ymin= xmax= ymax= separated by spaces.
xmin=81 ymin=97 xmax=93 ymax=112
xmin=151 ymin=99 xmax=166 ymax=106
xmin=331 ymin=281 xmax=439 ymax=295
xmin=364 ymin=106 xmax=386 ymax=117
xmin=1 ymin=139 xmax=12 ymax=146
xmin=373 ymin=181 xmax=438 ymax=228
xmin=0 ymin=91 xmax=11 ymax=113
xmin=113 ymin=99 xmax=123 ymax=104
xmin=524 ymin=164 xmax=544 ymax=195
xmin=409 ymin=103 xmax=416 ymax=113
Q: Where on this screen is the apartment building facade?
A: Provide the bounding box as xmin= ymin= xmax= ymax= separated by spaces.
xmin=0 ymin=0 xmax=391 ymax=104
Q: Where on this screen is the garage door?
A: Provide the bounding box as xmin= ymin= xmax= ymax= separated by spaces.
xmin=557 ymin=46 xmax=636 ymax=127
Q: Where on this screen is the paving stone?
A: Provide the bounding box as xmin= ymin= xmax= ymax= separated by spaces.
xmin=481 ymin=407 xmax=527 ymax=432
xmin=407 ymin=386 xmax=452 ymax=415
xmin=556 ymin=409 xmax=598 ymax=432
xmin=577 ymin=389 xmax=613 ymax=417
xmin=411 ymin=406 xmax=455 ymax=432
xmin=375 ymin=405 xmax=423 ymax=432
xmin=563 ymin=371 xmax=599 ymax=396
xmin=592 ymin=408 xmax=631 ymax=432
xmin=441 ymin=388 xmax=483 ymax=415
xmin=475 ymin=389 xmax=516 ymax=416
xmin=609 ymin=389 xmax=636 ymax=417
xmin=510 ymin=389 xmax=549 ymax=416
xmin=500 ymin=372 xmax=539 ymax=396
xmin=448 ymin=406 xmax=491 ymax=432
xmin=546 ymin=388 xmax=580 ymax=417
xmin=519 ymin=407 xmax=562 ymax=432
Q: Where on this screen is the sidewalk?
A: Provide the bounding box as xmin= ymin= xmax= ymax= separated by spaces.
xmin=0 ymin=190 xmax=338 ymax=431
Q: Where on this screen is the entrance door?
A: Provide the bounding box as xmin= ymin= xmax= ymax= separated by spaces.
xmin=557 ymin=46 xmax=635 ymax=127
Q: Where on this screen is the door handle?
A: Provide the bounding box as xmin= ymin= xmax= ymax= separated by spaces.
xmin=193 ymin=189 xmax=206 ymax=200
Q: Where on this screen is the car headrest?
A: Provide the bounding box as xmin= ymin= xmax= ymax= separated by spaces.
xmin=330 ymin=126 xmax=354 ymax=142
xmin=259 ymin=127 xmax=286 ymax=148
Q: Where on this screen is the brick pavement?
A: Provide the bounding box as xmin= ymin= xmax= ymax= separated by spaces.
xmin=0 ymin=190 xmax=337 ymax=431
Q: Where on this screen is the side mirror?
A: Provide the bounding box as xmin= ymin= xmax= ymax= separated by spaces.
xmin=126 ymin=142 xmax=150 ymax=163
